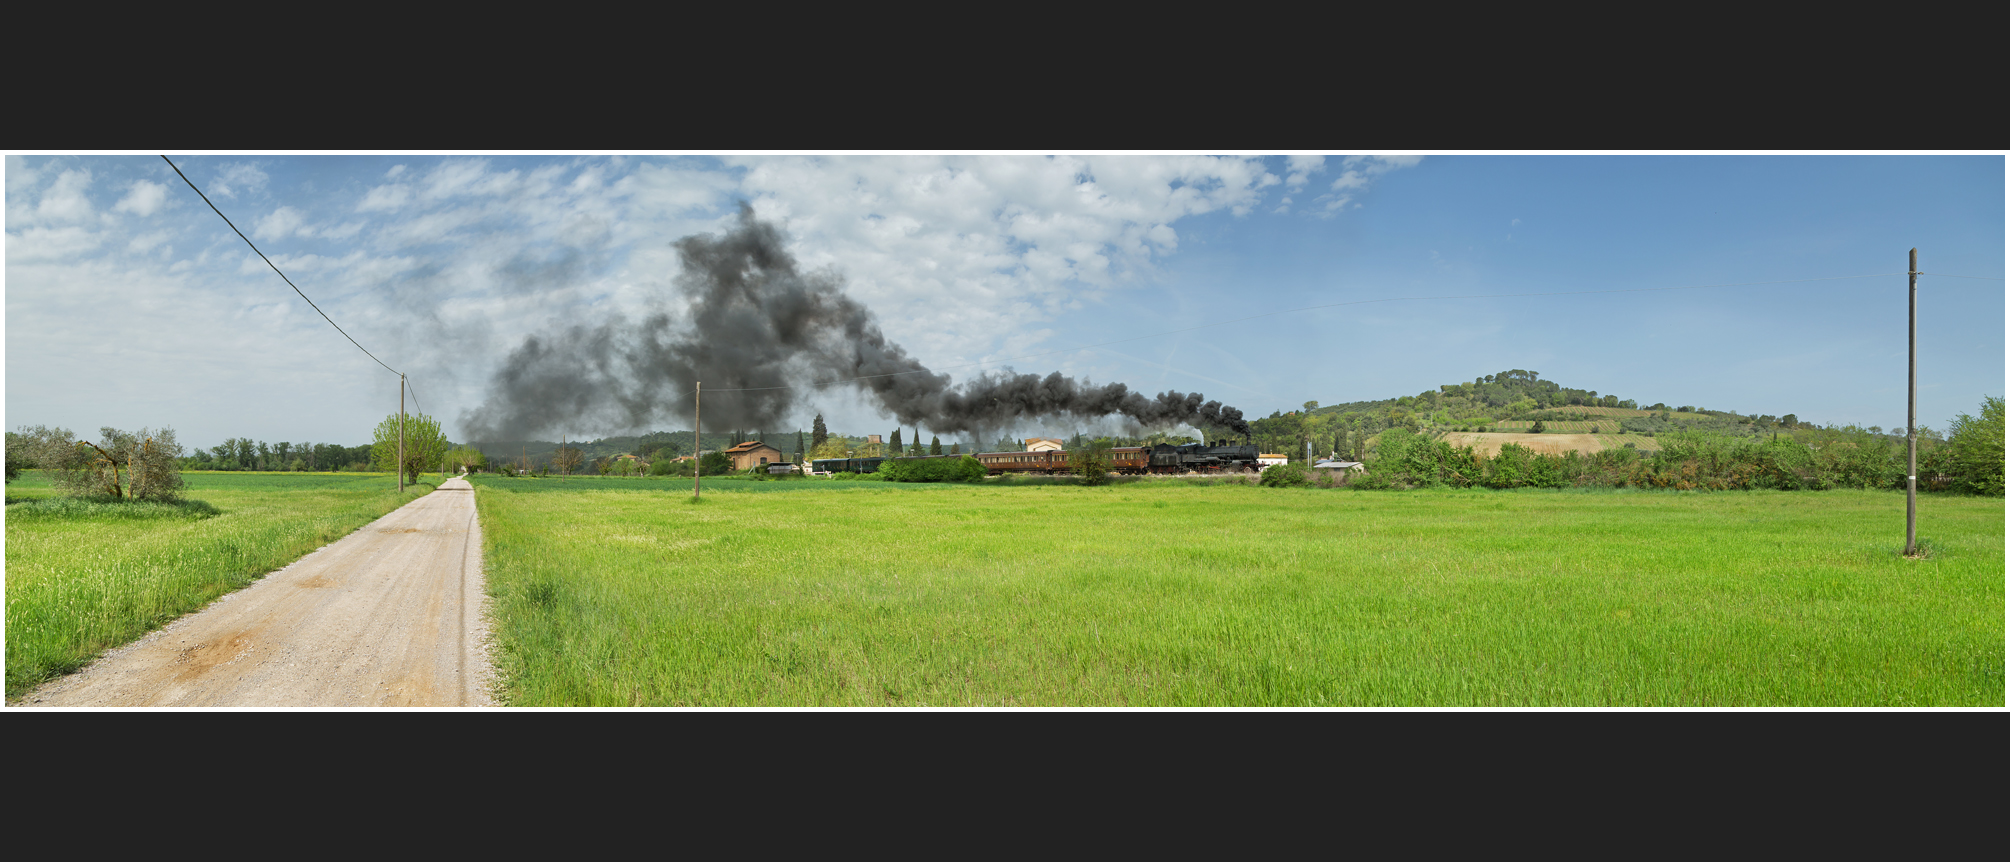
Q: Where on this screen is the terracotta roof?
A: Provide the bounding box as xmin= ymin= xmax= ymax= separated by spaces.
xmin=723 ymin=441 xmax=780 ymax=453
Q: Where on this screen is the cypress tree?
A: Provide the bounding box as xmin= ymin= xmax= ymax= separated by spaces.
xmin=812 ymin=414 xmax=828 ymax=449
xmin=889 ymin=428 xmax=902 ymax=457
xmin=930 ymin=435 xmax=941 ymax=456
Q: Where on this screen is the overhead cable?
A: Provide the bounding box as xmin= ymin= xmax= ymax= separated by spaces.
xmin=160 ymin=155 xmax=403 ymax=379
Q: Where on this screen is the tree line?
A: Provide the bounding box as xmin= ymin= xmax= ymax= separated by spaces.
xmin=1349 ymin=396 xmax=2003 ymax=495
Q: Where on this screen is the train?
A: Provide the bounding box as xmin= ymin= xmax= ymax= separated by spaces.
xmin=813 ymin=442 xmax=1260 ymax=477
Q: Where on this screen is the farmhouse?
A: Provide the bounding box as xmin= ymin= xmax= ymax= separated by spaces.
xmin=722 ymin=440 xmax=786 ymax=471
xmin=1312 ymin=460 xmax=1365 ymax=484
xmin=1025 ymin=438 xmax=1064 ymax=452
xmin=1257 ymin=453 xmax=1288 ymax=470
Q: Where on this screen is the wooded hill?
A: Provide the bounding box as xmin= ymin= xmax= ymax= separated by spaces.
xmin=1242 ymin=369 xmax=1859 ymax=462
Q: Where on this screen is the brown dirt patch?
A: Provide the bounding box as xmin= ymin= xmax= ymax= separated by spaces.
xmin=1439 ymin=432 xmax=1612 ymax=457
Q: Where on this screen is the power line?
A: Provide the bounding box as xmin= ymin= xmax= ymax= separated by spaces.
xmin=703 ymin=270 xmax=1927 ymax=392
xmin=160 ymin=155 xmax=403 ymax=378
xmin=1921 ymin=272 xmax=2006 ymax=279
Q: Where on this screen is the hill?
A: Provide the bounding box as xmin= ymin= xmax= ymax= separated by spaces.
xmin=1252 ymin=369 xmax=1837 ymax=462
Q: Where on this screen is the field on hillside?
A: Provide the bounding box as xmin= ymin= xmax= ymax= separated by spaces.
xmin=470 ymin=475 xmax=2002 ymax=706
xmin=1438 ymin=431 xmax=1660 ymax=456
xmin=4 ymin=471 xmax=439 ymax=697
xmin=1487 ymin=419 xmax=1621 ymax=434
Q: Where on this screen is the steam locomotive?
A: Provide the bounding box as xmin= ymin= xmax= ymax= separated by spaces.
xmin=816 ymin=442 xmax=1260 ymax=476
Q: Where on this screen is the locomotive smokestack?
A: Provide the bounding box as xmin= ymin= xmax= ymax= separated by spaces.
xmin=461 ymin=206 xmax=1252 ymax=443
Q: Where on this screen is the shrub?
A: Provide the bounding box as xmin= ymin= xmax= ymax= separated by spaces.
xmin=878 ymin=456 xmax=986 ymax=483
xmin=1260 ymin=462 xmax=1310 ymax=488
xmin=1943 ymin=395 xmax=2005 ymax=495
xmin=1069 ymin=441 xmax=1113 ymax=486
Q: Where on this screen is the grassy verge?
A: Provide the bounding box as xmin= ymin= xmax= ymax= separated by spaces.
xmin=470 ymin=476 xmax=2003 ymax=706
xmin=5 ymin=471 xmax=438 ymax=697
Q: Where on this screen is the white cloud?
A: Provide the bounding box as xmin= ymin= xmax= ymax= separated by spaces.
xmin=1316 ymin=154 xmax=1424 ymax=214
xmin=726 ymin=155 xmax=1279 ymax=367
xmin=6 ymin=154 xmax=46 ymax=196
xmin=320 ymin=220 xmax=366 ymax=240
xmin=420 ymin=159 xmax=494 ymax=200
xmin=253 ymin=206 xmax=307 ymax=241
xmin=113 ymin=179 xmax=168 ymax=217
xmin=8 ymin=225 xmax=103 ymax=261
xmin=209 ymin=162 xmax=269 ymax=199
xmin=385 ymin=164 xmax=407 ymax=178
xmin=127 ymin=230 xmax=173 ymax=253
xmin=34 ymin=169 xmax=96 ymax=224
xmin=1284 ymin=155 xmax=1325 ymax=191
xmin=356 ymin=183 xmax=411 ymax=212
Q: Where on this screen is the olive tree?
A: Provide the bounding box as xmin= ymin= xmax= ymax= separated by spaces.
xmin=20 ymin=425 xmax=185 ymax=500
xmin=371 ymin=412 xmax=449 ymax=485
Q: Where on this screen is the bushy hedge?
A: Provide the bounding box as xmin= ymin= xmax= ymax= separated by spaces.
xmin=878 ymin=455 xmax=987 ymax=483
xmin=1259 ymin=462 xmax=1310 ymax=488
xmin=1350 ymin=418 xmax=2002 ymax=494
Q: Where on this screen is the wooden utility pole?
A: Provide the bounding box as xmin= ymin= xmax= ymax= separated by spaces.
xmin=694 ymin=381 xmax=702 ymax=501
xmin=1906 ymin=249 xmax=1919 ymax=556
xmin=398 ymin=373 xmax=406 ymax=494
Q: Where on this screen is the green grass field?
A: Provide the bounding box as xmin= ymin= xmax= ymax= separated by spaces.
xmin=471 ymin=475 xmax=2004 ymax=706
xmin=5 ymin=471 xmax=438 ymax=697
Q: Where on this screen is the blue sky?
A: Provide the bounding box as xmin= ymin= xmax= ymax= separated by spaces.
xmin=5 ymin=154 xmax=2003 ymax=449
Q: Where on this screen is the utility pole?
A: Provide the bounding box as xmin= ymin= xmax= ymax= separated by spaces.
xmin=1906 ymin=249 xmax=1919 ymax=556
xmin=398 ymin=373 xmax=406 ymax=494
xmin=694 ymin=381 xmax=702 ymax=501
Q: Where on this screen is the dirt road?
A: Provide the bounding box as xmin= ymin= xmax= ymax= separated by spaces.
xmin=20 ymin=477 xmax=494 ymax=707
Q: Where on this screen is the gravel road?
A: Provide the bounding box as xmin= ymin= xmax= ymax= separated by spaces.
xmin=20 ymin=477 xmax=495 ymax=707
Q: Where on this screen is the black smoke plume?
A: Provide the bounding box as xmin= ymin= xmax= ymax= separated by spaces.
xmin=459 ymin=207 xmax=1249 ymax=444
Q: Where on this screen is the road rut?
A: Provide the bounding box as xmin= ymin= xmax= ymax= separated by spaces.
xmin=21 ymin=476 xmax=494 ymax=707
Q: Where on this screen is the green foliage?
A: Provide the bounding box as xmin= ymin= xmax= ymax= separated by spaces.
xmin=371 ymin=412 xmax=448 ymax=485
xmin=5 ymin=431 xmax=32 ymax=482
xmin=442 ymin=446 xmax=487 ymax=474
xmin=879 ymin=456 xmax=987 ymax=483
xmin=1260 ymin=462 xmax=1310 ymax=487
xmin=21 ymin=425 xmax=187 ymax=501
xmin=1942 ymin=396 xmax=2005 ymax=495
xmin=1530 ymin=420 xmax=1546 ymax=434
xmin=1069 ymin=440 xmax=1113 ymax=485
xmin=1347 ymin=422 xmax=1972 ymax=493
xmin=7 ymin=496 xmax=221 ymax=521
xmin=700 ymin=452 xmax=734 ymax=476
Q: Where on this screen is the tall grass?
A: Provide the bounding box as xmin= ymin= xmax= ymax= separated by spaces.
xmin=5 ymin=471 xmax=436 ymax=697
xmin=470 ymin=477 xmax=2003 ymax=706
